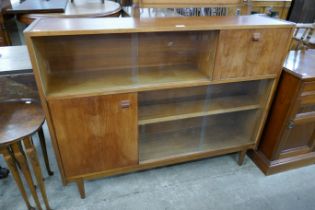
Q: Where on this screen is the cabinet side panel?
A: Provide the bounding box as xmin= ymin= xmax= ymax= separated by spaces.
xmin=48 ymin=93 xmax=138 ymax=177
xmin=258 ymin=71 xmax=301 ymax=160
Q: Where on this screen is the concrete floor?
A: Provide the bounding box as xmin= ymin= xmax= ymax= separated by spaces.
xmin=1 ymin=124 xmax=315 ymax=210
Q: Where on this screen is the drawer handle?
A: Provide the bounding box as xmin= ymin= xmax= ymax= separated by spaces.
xmin=120 ymin=100 xmax=130 ymax=109
xmin=288 ymin=120 xmax=295 ymax=129
xmin=252 ymin=32 xmax=261 ymax=41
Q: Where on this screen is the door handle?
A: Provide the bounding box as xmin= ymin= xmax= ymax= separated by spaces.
xmin=252 ymin=32 xmax=261 ymax=41
xmin=120 ymin=100 xmax=130 ymax=109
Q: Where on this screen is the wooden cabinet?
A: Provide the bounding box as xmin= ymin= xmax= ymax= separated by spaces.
xmin=250 ymin=50 xmax=315 ymax=175
xmin=25 ymin=16 xmax=294 ymax=197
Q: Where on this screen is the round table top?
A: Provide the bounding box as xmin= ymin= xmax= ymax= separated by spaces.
xmin=0 ymin=99 xmax=45 ymax=145
xmin=18 ymin=0 xmax=121 ymax=24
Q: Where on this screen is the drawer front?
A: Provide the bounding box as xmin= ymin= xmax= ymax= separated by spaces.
xmin=213 ymin=28 xmax=292 ymax=80
xmin=300 ymin=91 xmax=315 ymax=105
xmin=300 ymin=82 xmax=315 ymax=105
xmin=302 ymin=81 xmax=315 ymax=92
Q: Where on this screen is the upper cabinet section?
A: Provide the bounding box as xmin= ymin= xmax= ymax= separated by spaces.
xmin=213 ymin=28 xmax=293 ymax=81
xmin=25 ymin=16 xmax=294 ymax=99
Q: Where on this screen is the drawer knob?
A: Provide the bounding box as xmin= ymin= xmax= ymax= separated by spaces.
xmin=288 ymin=120 xmax=295 ymax=129
xmin=120 ymin=100 xmax=130 ymax=109
xmin=252 ymin=32 xmax=261 ymax=41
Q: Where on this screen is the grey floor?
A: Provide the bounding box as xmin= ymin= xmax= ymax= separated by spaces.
xmin=1 ymin=124 xmax=315 ymax=210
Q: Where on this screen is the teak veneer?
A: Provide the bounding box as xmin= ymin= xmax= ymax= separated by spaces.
xmin=25 ymin=16 xmax=294 ymax=198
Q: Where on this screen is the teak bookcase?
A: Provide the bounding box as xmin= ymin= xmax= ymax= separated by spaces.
xmin=25 ymin=16 xmax=294 ymax=198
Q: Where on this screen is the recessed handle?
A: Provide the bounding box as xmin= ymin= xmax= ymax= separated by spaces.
xmin=252 ymin=32 xmax=261 ymax=41
xmin=120 ymin=100 xmax=130 ymax=109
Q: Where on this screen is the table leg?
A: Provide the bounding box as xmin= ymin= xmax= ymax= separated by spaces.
xmin=24 ymin=137 xmax=52 ymax=210
xmin=0 ymin=147 xmax=35 ymax=210
xmin=38 ymin=127 xmax=54 ymax=176
xmin=11 ymin=143 xmax=42 ymax=210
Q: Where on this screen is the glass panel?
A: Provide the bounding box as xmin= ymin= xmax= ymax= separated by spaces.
xmin=139 ymin=79 xmax=271 ymax=125
xmin=32 ymin=31 xmax=218 ymax=98
xmin=140 ymin=110 xmax=261 ymax=162
xmin=139 ymin=79 xmax=272 ymax=162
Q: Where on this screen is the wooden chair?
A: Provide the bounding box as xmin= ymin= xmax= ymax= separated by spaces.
xmin=0 ymin=98 xmax=52 ymax=210
xmin=291 ymin=23 xmax=315 ymax=50
xmin=131 ymin=0 xmax=243 ymax=16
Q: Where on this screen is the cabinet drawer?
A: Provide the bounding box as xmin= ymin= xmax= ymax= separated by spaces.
xmin=300 ymin=91 xmax=315 ymax=105
xmin=302 ymin=81 xmax=315 ymax=92
xmin=213 ymin=28 xmax=291 ymax=80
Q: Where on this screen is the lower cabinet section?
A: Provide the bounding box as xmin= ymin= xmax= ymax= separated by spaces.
xmin=48 ymin=79 xmax=273 ymax=179
xmin=48 ymin=93 xmax=138 ymax=177
xmin=139 ymin=79 xmax=272 ymax=163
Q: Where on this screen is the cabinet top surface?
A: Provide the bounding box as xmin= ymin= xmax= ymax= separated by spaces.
xmin=24 ymin=15 xmax=294 ymax=37
xmin=283 ymin=50 xmax=315 ymax=80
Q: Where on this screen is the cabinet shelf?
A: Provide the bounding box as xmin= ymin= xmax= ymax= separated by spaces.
xmin=140 ymin=120 xmax=253 ymax=162
xmin=139 ymin=95 xmax=260 ymax=125
xmin=46 ymin=64 xmax=210 ymax=99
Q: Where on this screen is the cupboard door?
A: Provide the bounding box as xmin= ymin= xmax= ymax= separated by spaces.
xmin=279 ymin=103 xmax=315 ymax=159
xmin=213 ymin=28 xmax=291 ymax=80
xmin=48 ymin=93 xmax=138 ymax=177
xmin=279 ymin=121 xmax=315 ymax=159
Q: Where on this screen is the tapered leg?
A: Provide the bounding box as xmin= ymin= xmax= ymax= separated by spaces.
xmin=238 ymin=149 xmax=247 ymax=166
xmin=0 ymin=147 xmax=35 ymax=210
xmin=24 ymin=137 xmax=52 ymax=210
xmin=76 ymin=179 xmax=86 ymax=199
xmin=38 ymin=127 xmax=54 ymax=176
xmin=11 ymin=143 xmax=42 ymax=210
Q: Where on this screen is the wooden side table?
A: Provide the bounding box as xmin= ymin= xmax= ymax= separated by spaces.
xmin=0 ymin=98 xmax=52 ymax=210
xmin=17 ymin=0 xmax=121 ymax=25
xmin=250 ymin=49 xmax=315 ymax=175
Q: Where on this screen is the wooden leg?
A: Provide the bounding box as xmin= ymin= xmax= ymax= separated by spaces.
xmin=238 ymin=149 xmax=247 ymax=166
xmin=11 ymin=143 xmax=42 ymax=210
xmin=0 ymin=147 xmax=35 ymax=210
xmin=76 ymin=179 xmax=86 ymax=199
xmin=24 ymin=137 xmax=52 ymax=210
xmin=38 ymin=127 xmax=54 ymax=176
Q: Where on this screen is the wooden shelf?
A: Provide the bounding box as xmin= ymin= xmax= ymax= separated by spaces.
xmin=139 ymin=95 xmax=260 ymax=125
xmin=140 ymin=123 xmax=252 ymax=162
xmin=46 ymin=64 xmax=210 ymax=99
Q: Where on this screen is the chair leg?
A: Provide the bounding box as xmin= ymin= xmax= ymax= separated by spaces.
xmin=76 ymin=179 xmax=86 ymax=199
xmin=24 ymin=137 xmax=52 ymax=210
xmin=0 ymin=147 xmax=35 ymax=210
xmin=11 ymin=143 xmax=42 ymax=210
xmin=38 ymin=127 xmax=54 ymax=176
